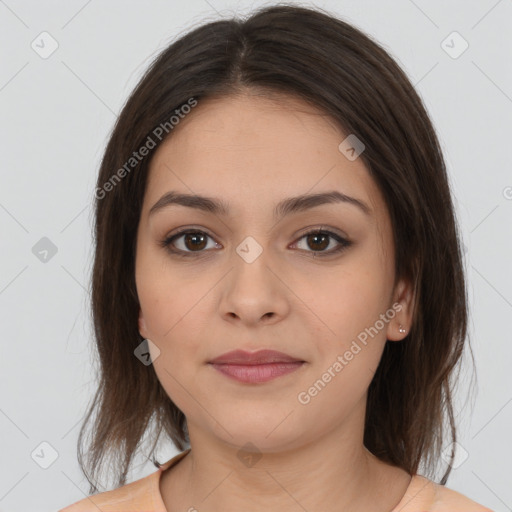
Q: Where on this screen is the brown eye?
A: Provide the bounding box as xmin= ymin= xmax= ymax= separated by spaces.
xmin=293 ymin=229 xmax=352 ymax=256
xmin=305 ymin=232 xmax=330 ymax=251
xmin=161 ymin=230 xmax=219 ymax=256
xmin=182 ymin=232 xmax=208 ymax=251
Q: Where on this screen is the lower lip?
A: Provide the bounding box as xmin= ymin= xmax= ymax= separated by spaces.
xmin=209 ymin=362 xmax=304 ymax=383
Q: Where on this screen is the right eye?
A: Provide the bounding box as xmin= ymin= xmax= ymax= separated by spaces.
xmin=160 ymin=229 xmax=221 ymax=257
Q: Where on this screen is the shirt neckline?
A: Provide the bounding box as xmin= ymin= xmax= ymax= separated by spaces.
xmin=152 ymin=449 xmax=430 ymax=512
xmin=152 ymin=448 xmax=192 ymax=511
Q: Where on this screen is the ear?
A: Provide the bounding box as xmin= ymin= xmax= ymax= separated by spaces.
xmin=386 ymin=275 xmax=416 ymax=342
xmin=138 ymin=308 xmax=149 ymax=339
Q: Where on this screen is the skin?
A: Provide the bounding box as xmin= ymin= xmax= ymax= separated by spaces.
xmin=136 ymin=91 xmax=416 ymax=512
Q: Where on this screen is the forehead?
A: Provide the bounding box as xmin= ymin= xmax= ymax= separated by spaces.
xmin=145 ymin=92 xmax=384 ymax=221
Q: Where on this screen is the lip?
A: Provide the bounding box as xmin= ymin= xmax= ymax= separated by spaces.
xmin=208 ymin=349 xmax=304 ymax=365
xmin=208 ymin=349 xmax=306 ymax=384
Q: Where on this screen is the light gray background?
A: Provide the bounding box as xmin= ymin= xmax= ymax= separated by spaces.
xmin=0 ymin=1 xmax=511 ymax=511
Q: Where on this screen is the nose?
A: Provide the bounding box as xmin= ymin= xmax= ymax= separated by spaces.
xmin=219 ymin=245 xmax=290 ymax=326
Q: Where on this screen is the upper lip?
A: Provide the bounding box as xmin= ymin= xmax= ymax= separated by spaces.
xmin=208 ymin=349 xmax=304 ymax=365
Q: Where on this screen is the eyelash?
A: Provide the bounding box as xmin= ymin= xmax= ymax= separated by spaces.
xmin=159 ymin=227 xmax=352 ymax=259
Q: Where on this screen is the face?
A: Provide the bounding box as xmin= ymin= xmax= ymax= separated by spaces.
xmin=135 ymin=91 xmax=413 ymax=453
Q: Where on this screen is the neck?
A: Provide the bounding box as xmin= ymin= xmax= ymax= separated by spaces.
xmin=160 ymin=403 xmax=412 ymax=512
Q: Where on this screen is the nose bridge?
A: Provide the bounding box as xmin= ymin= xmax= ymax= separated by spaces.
xmin=231 ymin=234 xmax=273 ymax=292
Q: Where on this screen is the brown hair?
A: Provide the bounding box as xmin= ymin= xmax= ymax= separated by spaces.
xmin=77 ymin=3 xmax=474 ymax=493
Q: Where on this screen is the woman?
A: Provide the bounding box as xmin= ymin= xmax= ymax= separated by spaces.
xmin=59 ymin=4 xmax=493 ymax=511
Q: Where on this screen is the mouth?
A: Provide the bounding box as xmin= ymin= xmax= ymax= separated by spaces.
xmin=208 ymin=349 xmax=305 ymax=365
xmin=208 ymin=349 xmax=306 ymax=384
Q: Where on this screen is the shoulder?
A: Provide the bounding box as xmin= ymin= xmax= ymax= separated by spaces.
xmin=404 ymin=475 xmax=494 ymax=512
xmin=430 ymin=479 xmax=495 ymax=512
xmin=58 ymin=450 xmax=190 ymax=512
xmin=57 ymin=466 xmax=162 ymax=512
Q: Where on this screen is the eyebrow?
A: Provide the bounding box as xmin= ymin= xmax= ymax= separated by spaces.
xmin=149 ymin=190 xmax=371 ymax=219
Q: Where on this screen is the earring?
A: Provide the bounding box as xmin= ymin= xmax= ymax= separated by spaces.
xmin=398 ymin=324 xmax=407 ymax=334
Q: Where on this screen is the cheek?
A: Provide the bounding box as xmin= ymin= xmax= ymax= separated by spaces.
xmin=136 ymin=244 xmax=206 ymax=337
xmin=137 ymin=261 xmax=214 ymax=364
xmin=306 ymin=266 xmax=390 ymax=345
xmin=296 ymin=271 xmax=390 ymax=416
xmin=298 ymin=255 xmax=393 ymax=394
xmin=138 ymin=276 xmax=209 ymax=411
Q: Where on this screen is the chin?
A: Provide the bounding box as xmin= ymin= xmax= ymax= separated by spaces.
xmin=208 ymin=415 xmax=305 ymax=453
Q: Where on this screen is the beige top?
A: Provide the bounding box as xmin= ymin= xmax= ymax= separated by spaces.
xmin=59 ymin=448 xmax=493 ymax=511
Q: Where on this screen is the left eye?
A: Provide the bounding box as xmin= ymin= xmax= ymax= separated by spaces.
xmin=293 ymin=230 xmax=350 ymax=255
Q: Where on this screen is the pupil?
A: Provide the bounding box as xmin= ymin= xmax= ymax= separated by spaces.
xmin=309 ymin=233 xmax=328 ymax=251
xmin=185 ymin=233 xmax=206 ymax=251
